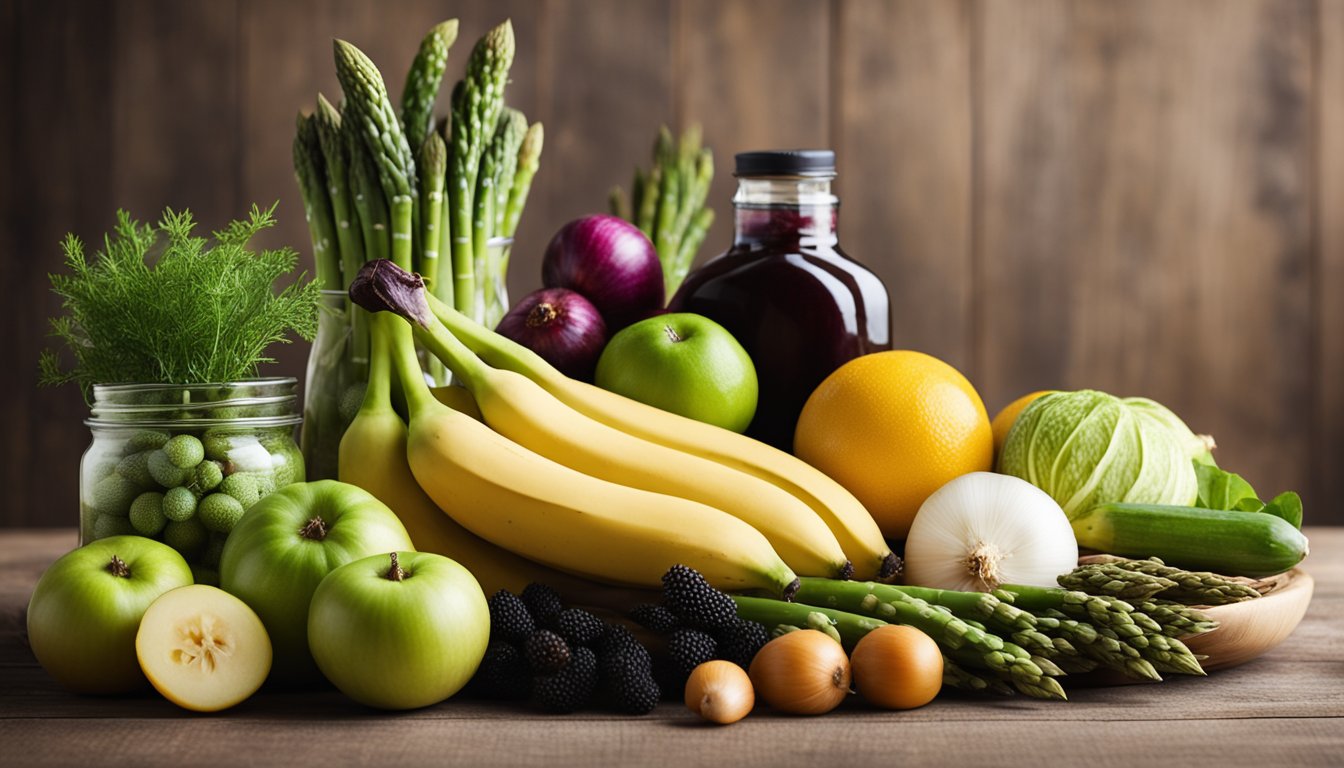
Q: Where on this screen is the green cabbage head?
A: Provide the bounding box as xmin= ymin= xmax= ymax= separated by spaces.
xmin=997 ymin=390 xmax=1199 ymax=520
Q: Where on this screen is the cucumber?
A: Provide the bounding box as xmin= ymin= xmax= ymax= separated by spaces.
xmin=1071 ymin=503 xmax=1309 ymax=578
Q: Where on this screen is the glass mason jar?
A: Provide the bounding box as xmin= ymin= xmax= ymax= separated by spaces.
xmin=300 ymin=290 xmax=369 ymax=481
xmin=301 ymin=238 xmax=514 ymax=478
xmin=81 ymin=378 xmax=304 ymax=583
xmin=668 ymin=150 xmax=891 ymax=451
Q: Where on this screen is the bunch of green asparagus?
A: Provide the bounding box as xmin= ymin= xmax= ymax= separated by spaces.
xmin=609 ymin=125 xmax=714 ymax=300
xmin=293 ymin=18 xmax=542 ymax=332
xmin=293 ymin=19 xmax=541 ymax=479
xmin=733 ymin=574 xmax=1221 ymax=701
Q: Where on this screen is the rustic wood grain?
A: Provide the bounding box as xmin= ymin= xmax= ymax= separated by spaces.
xmin=836 ymin=0 xmax=974 ymax=373
xmin=976 ymin=0 xmax=1316 ymax=503
xmin=2 ymin=530 xmax=1341 ymax=766
xmin=524 ymin=0 xmax=675 ymax=301
xmin=5 ymin=1 xmax=1341 ymax=527
xmin=3 ymin=0 xmax=117 ymax=529
xmin=675 ymin=0 xmax=831 ymax=269
xmin=1316 ymin=0 xmax=1344 ymax=521
xmin=112 ymin=1 xmax=242 ymax=227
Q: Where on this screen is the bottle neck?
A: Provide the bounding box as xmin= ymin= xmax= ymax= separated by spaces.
xmin=732 ymin=177 xmax=838 ymax=248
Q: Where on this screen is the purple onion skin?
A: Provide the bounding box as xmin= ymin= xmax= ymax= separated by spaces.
xmin=541 ymin=215 xmax=665 ymax=331
xmin=495 ymin=288 xmax=609 ymax=381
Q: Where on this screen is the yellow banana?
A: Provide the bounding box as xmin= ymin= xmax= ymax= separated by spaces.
xmin=414 ymin=315 xmax=851 ymax=579
xmin=381 ymin=318 xmax=800 ymax=596
xmin=423 ymin=294 xmax=898 ymax=580
xmin=338 ymin=315 xmax=583 ymax=596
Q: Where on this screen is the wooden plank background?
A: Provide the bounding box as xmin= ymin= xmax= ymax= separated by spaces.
xmin=3 ymin=0 xmax=1340 ymax=527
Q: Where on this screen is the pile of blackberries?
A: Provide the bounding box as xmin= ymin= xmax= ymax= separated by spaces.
xmin=472 ymin=583 xmax=660 ymax=714
xmin=631 ymin=565 xmax=771 ymax=690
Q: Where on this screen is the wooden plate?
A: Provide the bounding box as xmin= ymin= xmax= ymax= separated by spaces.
xmin=1182 ymin=568 xmax=1314 ymax=670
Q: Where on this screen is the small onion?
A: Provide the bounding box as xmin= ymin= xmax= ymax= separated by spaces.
xmin=904 ymin=471 xmax=1079 ymax=592
xmin=494 ymin=288 xmax=608 ymax=381
xmin=850 ymin=625 xmax=943 ymax=710
xmin=541 ymin=215 xmax=664 ymax=331
xmin=747 ymin=630 xmax=850 ymax=715
xmin=684 ymin=660 xmax=754 ymax=724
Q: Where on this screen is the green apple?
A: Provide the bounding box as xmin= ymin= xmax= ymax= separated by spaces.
xmin=308 ymin=551 xmax=489 ymax=710
xmin=219 ymin=480 xmax=414 ymax=683
xmin=595 ymin=312 xmax=759 ymax=432
xmin=27 ymin=535 xmax=193 ymax=694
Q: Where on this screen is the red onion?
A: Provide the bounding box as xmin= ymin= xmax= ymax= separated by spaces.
xmin=494 ymin=288 xmax=608 ymax=381
xmin=541 ymin=215 xmax=664 ymax=331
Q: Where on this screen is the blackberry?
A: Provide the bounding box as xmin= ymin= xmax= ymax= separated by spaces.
xmin=472 ymin=641 xmax=532 ymax=700
xmin=556 ymin=608 xmax=605 ymax=646
xmin=598 ymin=650 xmax=661 ymax=715
xmin=597 ymin=624 xmax=651 ymax=670
xmin=524 ymin=630 xmax=571 ymax=675
xmin=534 ymin=646 xmax=598 ymax=713
xmin=629 ymin=603 xmax=681 ymax=634
xmin=521 ymin=582 xmax=565 ymax=628
xmin=715 ymin=618 xmax=770 ymax=669
xmin=661 ymin=565 xmax=737 ymax=630
xmin=488 ymin=590 xmax=536 ymax=643
xmin=666 ymin=628 xmax=718 ymax=681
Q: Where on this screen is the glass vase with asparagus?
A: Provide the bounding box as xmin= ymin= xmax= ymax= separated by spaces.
xmin=292 ymin=18 xmax=543 ymax=479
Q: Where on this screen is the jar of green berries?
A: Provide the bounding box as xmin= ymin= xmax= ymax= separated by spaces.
xmin=80 ymin=379 xmax=304 ymax=584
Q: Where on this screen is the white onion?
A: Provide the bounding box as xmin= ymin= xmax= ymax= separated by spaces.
xmin=904 ymin=472 xmax=1078 ymax=592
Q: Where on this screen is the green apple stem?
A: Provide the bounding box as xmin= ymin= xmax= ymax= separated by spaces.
xmin=664 ymin=324 xmax=682 ymax=343
xmin=299 ymin=517 xmax=329 ymax=541
xmin=105 ymin=555 xmax=131 ymax=578
xmin=385 ymin=552 xmax=408 ymax=582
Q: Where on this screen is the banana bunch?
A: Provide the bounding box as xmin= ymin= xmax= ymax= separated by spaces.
xmin=338 ymin=260 xmax=897 ymax=597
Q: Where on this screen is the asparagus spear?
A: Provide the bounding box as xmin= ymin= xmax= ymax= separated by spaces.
xmin=1135 ymin=600 xmax=1219 ymax=637
xmin=400 ymin=19 xmax=459 ymax=155
xmin=418 ymin=132 xmax=448 ymax=290
xmin=449 ymin=20 xmax=515 ymax=321
xmin=502 ymin=121 xmax=543 ymax=240
xmin=313 ymin=94 xmax=365 ymax=289
xmin=491 ymin=108 xmax=528 ymax=236
xmin=1082 ymin=557 xmax=1262 ymax=605
xmin=292 ymin=112 xmax=341 ymax=291
xmin=476 ymin=109 xmax=527 ymax=326
xmin=346 ymin=126 xmax=390 ymax=264
xmin=434 ymin=116 xmax=454 ymax=311
xmin=731 ymin=595 xmax=885 ymax=650
xmin=334 ymin=39 xmax=419 ymax=266
xmin=1057 ymin=564 xmax=1178 ymax=602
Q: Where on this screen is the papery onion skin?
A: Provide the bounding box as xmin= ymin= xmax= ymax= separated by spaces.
xmin=904 ymin=471 xmax=1078 ymax=592
xmin=747 ymin=629 xmax=850 ymax=715
xmin=850 ymin=625 xmax=943 ymax=710
xmin=541 ymin=215 xmax=664 ymax=332
xmin=685 ymin=660 xmax=754 ymax=724
xmin=494 ymin=287 xmax=608 ymax=381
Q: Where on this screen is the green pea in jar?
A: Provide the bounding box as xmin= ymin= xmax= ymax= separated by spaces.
xmin=80 ymin=378 xmax=304 ymax=584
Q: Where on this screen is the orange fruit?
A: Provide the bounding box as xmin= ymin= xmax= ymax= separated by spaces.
xmin=793 ymin=351 xmax=992 ymax=539
xmin=990 ymin=390 xmax=1053 ymax=458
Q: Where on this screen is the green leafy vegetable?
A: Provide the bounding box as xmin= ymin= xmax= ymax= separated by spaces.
xmin=40 ymin=205 xmax=320 ymax=398
xmin=1194 ymin=463 xmax=1260 ymax=512
xmin=1261 ymin=491 xmax=1303 ymax=529
xmin=1193 ymin=463 xmax=1303 ymax=529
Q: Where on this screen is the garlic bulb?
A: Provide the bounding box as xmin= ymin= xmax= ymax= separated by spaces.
xmin=904 ymin=472 xmax=1078 ymax=591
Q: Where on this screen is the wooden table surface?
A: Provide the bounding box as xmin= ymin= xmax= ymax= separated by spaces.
xmin=2 ymin=528 xmax=1341 ymax=767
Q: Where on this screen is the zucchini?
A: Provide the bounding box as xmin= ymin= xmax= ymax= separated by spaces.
xmin=1071 ymin=503 xmax=1309 ymax=578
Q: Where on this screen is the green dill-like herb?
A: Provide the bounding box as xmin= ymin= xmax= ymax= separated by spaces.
xmin=39 ymin=204 xmax=321 ymax=399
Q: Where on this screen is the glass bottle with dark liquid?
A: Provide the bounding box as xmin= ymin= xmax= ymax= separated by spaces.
xmin=668 ymin=150 xmax=891 ymax=450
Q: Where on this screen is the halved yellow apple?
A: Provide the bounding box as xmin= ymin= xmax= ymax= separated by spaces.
xmin=135 ymin=584 xmax=271 ymax=712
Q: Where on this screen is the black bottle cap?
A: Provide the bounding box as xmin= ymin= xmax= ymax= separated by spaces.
xmin=734 ymin=149 xmax=835 ymax=178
